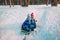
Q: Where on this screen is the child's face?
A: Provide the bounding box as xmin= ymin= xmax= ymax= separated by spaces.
xmin=31 ymin=16 xmax=34 ymax=19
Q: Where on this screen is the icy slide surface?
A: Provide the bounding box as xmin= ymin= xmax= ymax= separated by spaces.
xmin=0 ymin=5 xmax=60 ymax=40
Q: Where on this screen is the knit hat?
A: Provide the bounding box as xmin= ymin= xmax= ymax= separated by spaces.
xmin=31 ymin=12 xmax=34 ymax=19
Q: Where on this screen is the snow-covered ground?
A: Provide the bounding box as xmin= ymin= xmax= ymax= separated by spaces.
xmin=0 ymin=5 xmax=60 ymax=40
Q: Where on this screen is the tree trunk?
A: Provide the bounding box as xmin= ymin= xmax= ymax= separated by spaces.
xmin=32 ymin=0 xmax=34 ymax=5
xmin=10 ymin=0 xmax=11 ymax=7
xmin=5 ymin=0 xmax=7 ymax=5
xmin=46 ymin=0 xmax=49 ymax=5
xmin=20 ymin=0 xmax=22 ymax=5
xmin=51 ymin=0 xmax=57 ymax=6
xmin=12 ymin=0 xmax=14 ymax=7
xmin=28 ymin=0 xmax=30 ymax=5
xmin=17 ymin=0 xmax=19 ymax=5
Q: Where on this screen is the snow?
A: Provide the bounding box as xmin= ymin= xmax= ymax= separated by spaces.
xmin=0 ymin=5 xmax=60 ymax=40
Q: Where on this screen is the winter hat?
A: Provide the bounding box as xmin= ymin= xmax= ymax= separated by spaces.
xmin=31 ymin=12 xmax=34 ymax=19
